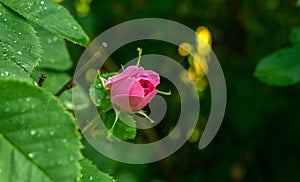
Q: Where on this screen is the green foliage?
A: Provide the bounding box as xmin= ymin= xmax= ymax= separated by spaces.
xmin=0 ymin=3 xmax=41 ymax=73
xmin=0 ymin=60 xmax=33 ymax=81
xmin=0 ymin=80 xmax=82 ymax=181
xmin=0 ymin=1 xmax=114 ymax=181
xmin=255 ymin=46 xmax=300 ymax=86
xmin=290 ymin=26 xmax=300 ymax=45
xmin=34 ymin=25 xmax=73 ymax=71
xmin=0 ymin=0 xmax=89 ymax=46
xmin=101 ymin=110 xmax=137 ymax=140
xmin=80 ymin=159 xmax=115 ymax=182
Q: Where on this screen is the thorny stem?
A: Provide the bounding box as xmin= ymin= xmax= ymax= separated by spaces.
xmin=38 ymin=73 xmax=47 ymax=87
xmin=55 ymin=42 xmax=108 ymax=97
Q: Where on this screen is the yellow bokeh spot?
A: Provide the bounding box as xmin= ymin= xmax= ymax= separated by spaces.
xmin=196 ymin=26 xmax=212 ymax=56
xmin=188 ymin=55 xmax=208 ymax=77
xmin=85 ymin=68 xmax=97 ymax=83
xmin=187 ymin=128 xmax=201 ymax=143
xmin=178 ymin=42 xmax=192 ymax=57
xmin=53 ymin=0 xmax=63 ymax=3
xmin=195 ymin=77 xmax=208 ymax=91
xmin=75 ymin=0 xmax=93 ymax=17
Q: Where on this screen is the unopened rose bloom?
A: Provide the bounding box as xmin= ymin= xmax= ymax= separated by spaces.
xmin=105 ymin=66 xmax=160 ymax=112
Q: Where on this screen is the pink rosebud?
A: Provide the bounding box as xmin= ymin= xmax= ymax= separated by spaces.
xmin=106 ymin=66 xmax=160 ymax=112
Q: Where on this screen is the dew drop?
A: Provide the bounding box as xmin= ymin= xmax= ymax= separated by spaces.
xmin=40 ymin=1 xmax=44 ymax=5
xmin=62 ymin=138 xmax=67 ymax=143
xmin=13 ymin=74 xmax=16 ymax=77
xmin=26 ymin=97 xmax=31 ymax=102
xmin=18 ymin=32 xmax=22 ymax=35
xmin=17 ymin=51 xmax=22 ymax=55
xmin=44 ymin=7 xmax=47 ymax=10
xmin=4 ymin=71 xmax=8 ymax=76
xmin=72 ymin=26 xmax=78 ymax=30
xmin=69 ymin=155 xmax=74 ymax=161
xmin=50 ymin=131 xmax=55 ymax=136
xmin=89 ymin=176 xmax=93 ymax=181
xmin=53 ymin=36 xmax=58 ymax=42
xmin=28 ymin=153 xmax=34 ymax=158
xmin=0 ymin=12 xmax=2 ymax=16
xmin=30 ymin=130 xmax=37 ymax=136
xmin=4 ymin=18 xmax=7 ymax=22
xmin=14 ymin=40 xmax=17 ymax=44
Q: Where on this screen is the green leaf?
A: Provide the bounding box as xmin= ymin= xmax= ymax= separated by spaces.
xmin=0 ymin=79 xmax=82 ymax=181
xmin=80 ymin=159 xmax=115 ymax=182
xmin=0 ymin=3 xmax=42 ymax=73
xmin=290 ymin=26 xmax=300 ymax=45
xmin=0 ymin=59 xmax=33 ymax=82
xmin=0 ymin=133 xmax=52 ymax=182
xmin=34 ymin=25 xmax=73 ymax=71
xmin=254 ymin=46 xmax=300 ymax=86
xmin=0 ymin=0 xmax=89 ymax=46
xmin=90 ymin=73 xmax=118 ymax=113
xmin=297 ymin=0 xmax=300 ymax=7
xmin=101 ymin=110 xmax=136 ymax=140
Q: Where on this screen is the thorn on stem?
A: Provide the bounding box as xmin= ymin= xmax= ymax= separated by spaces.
xmin=38 ymin=73 xmax=47 ymax=87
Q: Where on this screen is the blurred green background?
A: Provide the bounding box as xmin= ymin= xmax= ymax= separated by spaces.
xmin=62 ymin=0 xmax=300 ymax=181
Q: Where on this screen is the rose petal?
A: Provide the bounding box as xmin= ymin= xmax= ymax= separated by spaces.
xmin=129 ymin=90 xmax=158 ymax=111
xmin=110 ymin=78 xmax=144 ymax=97
xmin=106 ymin=66 xmax=143 ymax=86
xmin=111 ymin=90 xmax=158 ymax=111
xmin=140 ymin=70 xmax=160 ymax=87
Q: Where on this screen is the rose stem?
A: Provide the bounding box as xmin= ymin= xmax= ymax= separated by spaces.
xmin=55 ymin=42 xmax=108 ymax=97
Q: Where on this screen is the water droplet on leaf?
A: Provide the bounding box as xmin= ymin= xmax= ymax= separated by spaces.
xmin=28 ymin=153 xmax=34 ymax=158
xmin=40 ymin=1 xmax=44 ymax=5
xmin=89 ymin=176 xmax=93 ymax=180
xmin=30 ymin=130 xmax=37 ymax=136
xmin=53 ymin=36 xmax=58 ymax=42
xmin=17 ymin=51 xmax=22 ymax=55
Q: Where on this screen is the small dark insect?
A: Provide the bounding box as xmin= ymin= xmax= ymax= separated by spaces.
xmin=38 ymin=73 xmax=47 ymax=87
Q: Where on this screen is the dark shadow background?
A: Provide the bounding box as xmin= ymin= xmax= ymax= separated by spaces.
xmin=62 ymin=0 xmax=300 ymax=181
